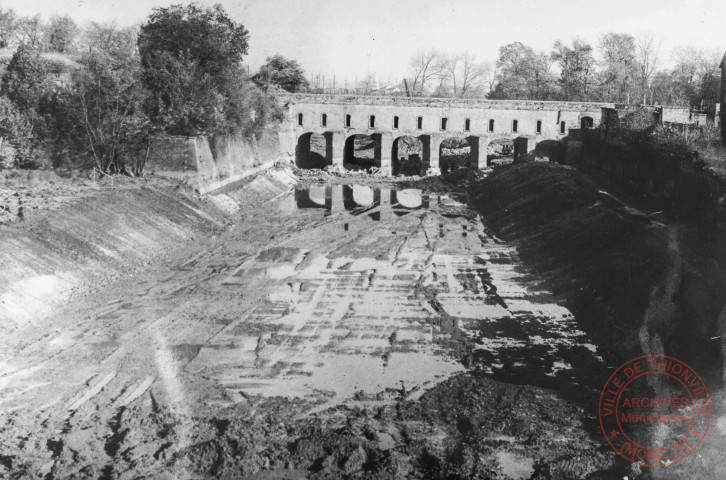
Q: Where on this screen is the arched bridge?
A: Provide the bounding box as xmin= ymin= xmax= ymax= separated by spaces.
xmin=279 ymin=94 xmax=614 ymax=175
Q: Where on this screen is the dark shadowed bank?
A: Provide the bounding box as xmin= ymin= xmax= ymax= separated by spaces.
xmin=468 ymin=162 xmax=726 ymax=479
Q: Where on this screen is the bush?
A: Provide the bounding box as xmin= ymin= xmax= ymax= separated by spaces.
xmin=0 ymin=96 xmax=34 ymax=168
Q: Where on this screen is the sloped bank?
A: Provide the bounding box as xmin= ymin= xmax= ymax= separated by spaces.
xmin=0 ymin=177 xmax=227 ymax=334
xmin=468 ymin=162 xmax=726 ymax=478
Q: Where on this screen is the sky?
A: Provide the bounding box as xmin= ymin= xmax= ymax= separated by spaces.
xmin=2 ymin=0 xmax=725 ymax=85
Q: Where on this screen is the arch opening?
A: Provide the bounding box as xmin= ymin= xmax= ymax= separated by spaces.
xmin=439 ymin=137 xmax=470 ymax=174
xmin=535 ymin=140 xmax=565 ymax=164
xmin=296 ymin=133 xmax=331 ymax=169
xmin=580 ymin=116 xmax=594 ymax=129
xmin=392 ymin=136 xmax=423 ymax=176
xmin=489 ymin=138 xmax=514 ymax=159
xmin=344 ymin=134 xmax=377 ymax=171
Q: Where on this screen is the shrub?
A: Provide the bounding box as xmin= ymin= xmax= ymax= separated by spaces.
xmin=0 ymin=96 xmax=34 ymax=168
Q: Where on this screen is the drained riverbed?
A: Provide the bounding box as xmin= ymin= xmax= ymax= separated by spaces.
xmin=0 ymin=173 xmax=614 ymax=479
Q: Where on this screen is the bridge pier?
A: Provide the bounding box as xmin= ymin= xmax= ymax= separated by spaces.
xmin=326 ymin=132 xmax=346 ymax=168
xmin=375 ymin=133 xmax=393 ymax=175
xmin=467 ymin=135 xmax=489 ymax=169
xmin=421 ymin=134 xmax=442 ymax=176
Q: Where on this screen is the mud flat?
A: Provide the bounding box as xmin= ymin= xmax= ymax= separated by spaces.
xmin=2 ymin=165 xmax=706 ymax=479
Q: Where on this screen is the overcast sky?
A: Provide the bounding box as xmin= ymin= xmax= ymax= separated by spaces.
xmin=3 ymin=0 xmax=725 ymax=85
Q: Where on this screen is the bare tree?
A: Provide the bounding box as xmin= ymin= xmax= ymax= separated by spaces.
xmin=482 ymin=60 xmax=498 ymax=95
xmin=14 ymin=14 xmax=44 ymax=50
xmin=459 ymin=52 xmax=485 ymax=97
xmin=442 ymin=53 xmax=460 ymax=97
xmin=408 ymin=49 xmax=442 ymax=96
xmin=635 ymin=33 xmax=660 ymax=104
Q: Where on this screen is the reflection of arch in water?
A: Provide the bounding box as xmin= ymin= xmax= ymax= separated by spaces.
xmin=392 ymin=136 xmax=423 ymax=176
xmin=296 ymin=133 xmax=331 ymax=169
xmin=391 ymin=189 xmax=428 ymax=209
xmin=342 ymin=185 xmax=379 ymax=210
xmin=439 ymin=137 xmax=471 ymax=173
xmin=295 ymin=186 xmax=331 ymax=209
xmin=535 ymin=140 xmax=565 ymax=164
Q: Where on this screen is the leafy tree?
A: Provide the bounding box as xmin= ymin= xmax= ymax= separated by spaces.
xmin=0 ymin=96 xmax=33 ymax=168
xmin=54 ymin=25 xmax=151 ymax=173
xmin=0 ymin=6 xmax=17 ymax=49
xmin=138 ymin=2 xmax=252 ymax=135
xmin=252 ymin=54 xmax=309 ymax=92
xmin=552 ymin=39 xmax=595 ymax=101
xmin=598 ymin=33 xmax=636 ymax=103
xmin=488 ymin=42 xmax=556 ymax=100
xmin=44 ymin=15 xmax=78 ymax=53
xmin=0 ymin=45 xmax=56 ymax=134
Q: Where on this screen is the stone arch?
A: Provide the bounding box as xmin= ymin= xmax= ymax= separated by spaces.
xmin=296 ymin=132 xmax=331 ymax=169
xmin=392 ymin=136 xmax=424 ymax=176
xmin=439 ymin=137 xmax=471 ymax=173
xmin=535 ymin=139 xmax=565 ymax=164
xmin=580 ymin=116 xmax=594 ymax=129
xmin=344 ymin=134 xmax=378 ymax=171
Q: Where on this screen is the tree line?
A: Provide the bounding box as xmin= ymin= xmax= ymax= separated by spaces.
xmin=0 ymin=3 xmax=308 ymax=173
xmin=405 ymin=34 xmax=721 ymax=108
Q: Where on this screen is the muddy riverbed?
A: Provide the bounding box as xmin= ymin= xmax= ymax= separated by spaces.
xmin=1 ymin=166 xmax=722 ymax=479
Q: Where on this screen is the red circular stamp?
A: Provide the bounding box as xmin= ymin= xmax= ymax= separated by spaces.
xmin=599 ymin=355 xmax=711 ymax=467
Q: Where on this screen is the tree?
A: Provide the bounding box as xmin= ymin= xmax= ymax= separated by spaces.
xmin=45 ymin=15 xmax=78 ymax=53
xmin=481 ymin=60 xmax=498 ymax=96
xmin=0 ymin=45 xmax=56 ymax=133
xmin=0 ymin=96 xmax=33 ymax=168
xmin=0 ymin=6 xmax=17 ymax=49
xmin=55 ymin=35 xmax=151 ymax=174
xmin=14 ymin=14 xmax=44 ymax=50
xmin=489 ymin=42 xmax=556 ymax=100
xmin=138 ymin=3 xmax=249 ymax=77
xmin=552 ymin=38 xmax=596 ymax=101
xmin=635 ymin=34 xmax=659 ymax=104
xmin=440 ymin=51 xmax=485 ymax=98
xmin=252 ymin=55 xmax=308 ymax=92
xmin=81 ymin=22 xmax=138 ymax=57
xmin=138 ymin=2 xmax=252 ymax=135
xmin=598 ymin=33 xmax=636 ymax=103
xmin=407 ymin=49 xmax=443 ymax=96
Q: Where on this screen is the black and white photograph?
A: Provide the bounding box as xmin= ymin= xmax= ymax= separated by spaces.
xmin=0 ymin=1 xmax=725 ymax=478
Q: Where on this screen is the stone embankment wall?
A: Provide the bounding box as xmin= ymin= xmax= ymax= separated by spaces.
xmin=146 ymin=129 xmax=283 ymax=194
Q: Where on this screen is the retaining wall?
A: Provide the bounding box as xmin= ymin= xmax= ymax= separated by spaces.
xmin=146 ymin=129 xmax=283 ymax=194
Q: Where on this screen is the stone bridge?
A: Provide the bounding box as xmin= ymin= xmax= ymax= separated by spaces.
xmin=278 ymin=94 xmax=613 ymax=175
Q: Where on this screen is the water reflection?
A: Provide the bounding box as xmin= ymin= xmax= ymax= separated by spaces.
xmin=285 ymin=185 xmax=429 ymax=220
